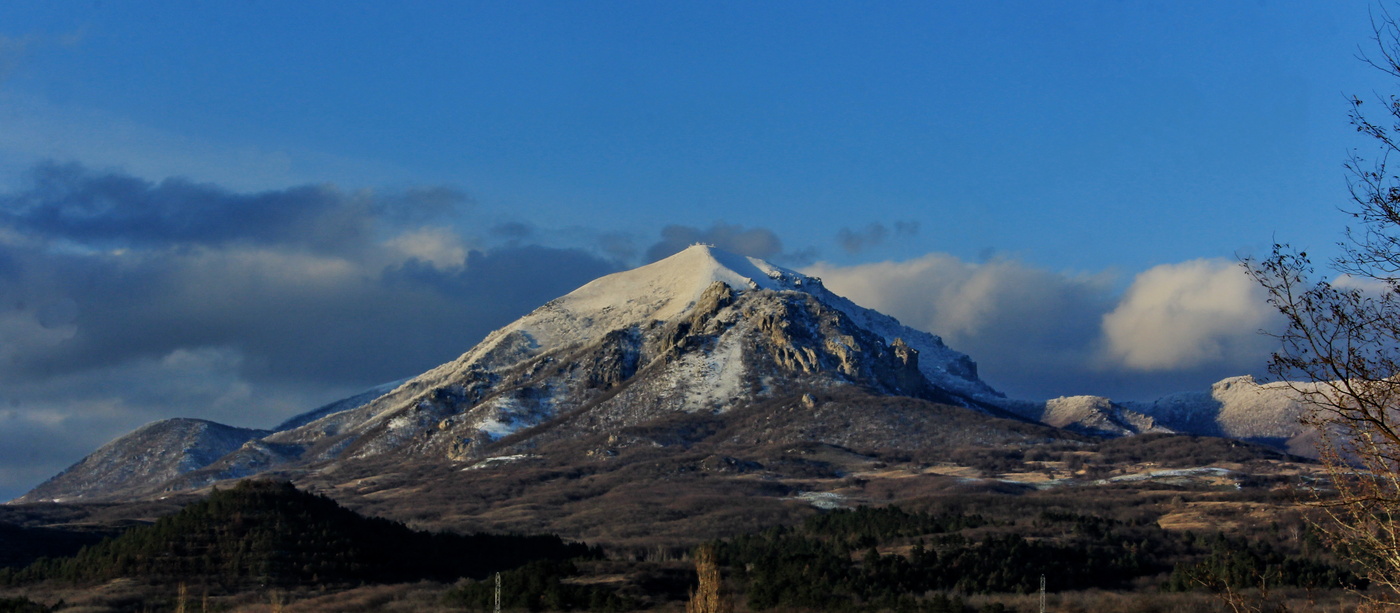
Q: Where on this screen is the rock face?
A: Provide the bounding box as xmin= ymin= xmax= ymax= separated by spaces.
xmin=15 ymin=245 xmax=1014 ymax=504
xmin=1038 ymin=396 xmax=1162 ymax=437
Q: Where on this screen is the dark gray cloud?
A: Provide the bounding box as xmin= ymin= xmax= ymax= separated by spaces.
xmin=596 ymin=232 xmax=637 ymax=263
xmin=837 ymin=221 xmax=919 ymax=254
xmin=0 ymin=161 xmax=470 ymax=254
xmin=646 ymin=222 xmax=792 ymax=263
xmin=0 ymin=241 xmax=617 ymax=387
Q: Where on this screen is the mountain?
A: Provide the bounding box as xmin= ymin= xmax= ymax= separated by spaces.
xmin=9 ymin=245 xmax=1316 ymax=543
xmin=1013 ymin=376 xmax=1317 ymax=456
xmin=16 ymin=419 xmax=270 ymax=504
xmin=13 ymin=246 xmax=1032 ymax=503
xmin=236 ymin=244 xmax=1011 ymax=463
xmin=10 ymin=384 xmax=402 ymax=505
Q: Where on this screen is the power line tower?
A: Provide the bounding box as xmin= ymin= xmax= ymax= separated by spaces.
xmin=1036 ymin=573 xmax=1047 ymax=613
xmin=495 ymin=571 xmax=502 ymax=613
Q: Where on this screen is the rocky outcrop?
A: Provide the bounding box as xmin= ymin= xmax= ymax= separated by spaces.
xmin=1040 ymin=396 xmax=1161 ymax=437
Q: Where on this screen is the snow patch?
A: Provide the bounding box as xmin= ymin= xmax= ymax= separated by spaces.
xmin=794 ymin=491 xmax=849 ymax=510
xmin=462 ymin=454 xmax=538 ymax=471
xmin=471 ymin=394 xmax=545 ymax=438
xmin=1099 ymin=467 xmax=1236 ymax=484
xmin=661 ymin=333 xmax=748 ymax=413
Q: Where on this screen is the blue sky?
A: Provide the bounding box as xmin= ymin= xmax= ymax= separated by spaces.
xmin=0 ymin=1 xmax=1388 ymax=500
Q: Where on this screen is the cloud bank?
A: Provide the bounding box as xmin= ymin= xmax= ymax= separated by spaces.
xmin=805 ymin=255 xmax=1280 ymax=400
xmin=1101 ymin=259 xmax=1277 ymax=371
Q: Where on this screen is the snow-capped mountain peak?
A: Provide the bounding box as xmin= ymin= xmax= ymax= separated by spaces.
xmin=558 ymin=244 xmax=807 ymax=319
xmin=458 ymin=244 xmax=817 ymax=367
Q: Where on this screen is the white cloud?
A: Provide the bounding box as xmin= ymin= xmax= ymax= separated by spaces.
xmin=804 ymin=254 xmax=1116 ymax=398
xmin=1331 ymin=273 xmax=1392 ymax=294
xmin=386 ymin=226 xmax=470 ymax=269
xmin=806 ymin=253 xmax=1280 ymax=400
xmin=1100 ymin=259 xmax=1277 ymax=371
xmin=807 ymin=254 xmax=1107 ymax=339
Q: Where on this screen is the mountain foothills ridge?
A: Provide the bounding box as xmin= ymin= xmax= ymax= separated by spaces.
xmin=12 ymin=245 xmax=1313 ymax=509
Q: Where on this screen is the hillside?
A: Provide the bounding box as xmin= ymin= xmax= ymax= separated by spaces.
xmin=0 ymin=479 xmax=592 ymax=591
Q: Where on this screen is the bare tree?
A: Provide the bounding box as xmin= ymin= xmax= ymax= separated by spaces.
xmin=1244 ymin=6 xmax=1400 ymax=606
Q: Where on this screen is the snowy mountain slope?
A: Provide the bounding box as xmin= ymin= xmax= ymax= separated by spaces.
xmin=13 ymin=419 xmax=270 ymax=503
xmin=1036 ymin=395 xmax=1165 ymax=437
xmin=11 ymin=381 xmax=399 ymax=504
xmin=1125 ymin=375 xmax=1312 ymax=449
xmin=1001 ymin=375 xmax=1314 ymax=455
xmin=273 ymin=379 xmax=408 ymax=431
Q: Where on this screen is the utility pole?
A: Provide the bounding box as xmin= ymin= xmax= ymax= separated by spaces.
xmin=495 ymin=571 xmax=502 ymax=613
xmin=1036 ymin=573 xmax=1047 ymax=613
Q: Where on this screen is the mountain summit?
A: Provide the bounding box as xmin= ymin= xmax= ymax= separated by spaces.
xmin=17 ymin=245 xmax=1019 ymax=504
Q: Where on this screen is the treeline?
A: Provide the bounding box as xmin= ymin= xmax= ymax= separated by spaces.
xmin=706 ymin=505 xmax=1361 ymax=611
xmin=0 ymin=596 xmax=60 ymax=613
xmin=803 ymin=505 xmax=989 ymax=545
xmin=1165 ymin=534 xmax=1365 ymax=593
xmin=0 ymin=479 xmax=594 ymax=591
xmin=717 ymin=529 xmax=1155 ymax=608
xmin=0 ymin=522 xmax=107 ymax=569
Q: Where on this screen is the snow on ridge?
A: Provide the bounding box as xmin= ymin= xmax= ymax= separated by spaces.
xmin=1102 ymin=374 xmax=1312 ymax=442
xmin=521 ymin=244 xmax=794 ymax=345
xmin=273 ymin=379 xmax=409 ymax=432
xmin=399 ymin=245 xmax=816 ymax=387
xmin=471 ymin=394 xmax=541 ymax=439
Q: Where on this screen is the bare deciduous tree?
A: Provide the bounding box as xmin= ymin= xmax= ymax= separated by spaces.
xmin=1245 ymin=6 xmax=1400 ymax=607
